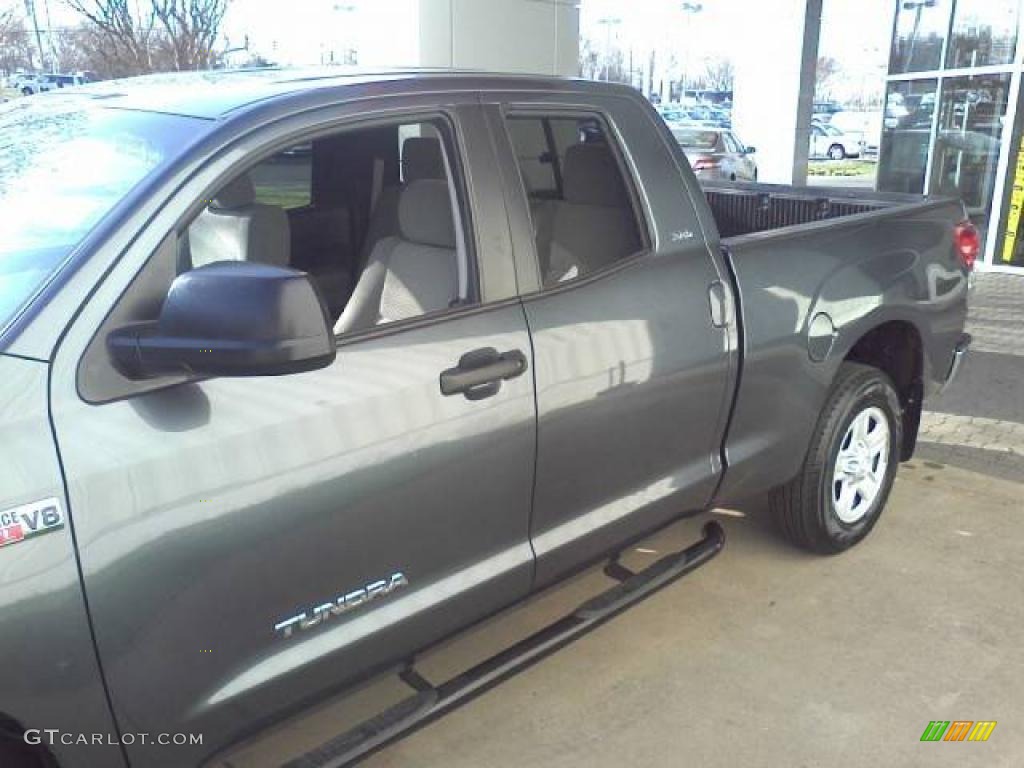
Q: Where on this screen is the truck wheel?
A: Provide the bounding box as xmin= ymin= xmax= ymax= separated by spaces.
xmin=827 ymin=144 xmax=846 ymax=160
xmin=771 ymin=362 xmax=902 ymax=554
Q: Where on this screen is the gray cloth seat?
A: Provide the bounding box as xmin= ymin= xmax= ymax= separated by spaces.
xmin=188 ymin=173 xmax=291 ymax=269
xmin=334 ymin=179 xmax=458 ymax=335
xmin=356 ymin=137 xmax=447 ymax=278
xmin=539 ymin=143 xmax=641 ymax=285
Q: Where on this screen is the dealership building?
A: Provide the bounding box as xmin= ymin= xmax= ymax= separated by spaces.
xmin=226 ymin=0 xmax=1024 ymax=274
xmin=878 ymin=0 xmax=1024 ymax=273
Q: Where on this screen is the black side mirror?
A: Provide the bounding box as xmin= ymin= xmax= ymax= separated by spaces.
xmin=108 ymin=261 xmax=336 ymax=379
xmin=744 ymin=146 xmax=757 ymax=155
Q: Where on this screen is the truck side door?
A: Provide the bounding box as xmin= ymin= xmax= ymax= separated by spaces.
xmin=48 ymin=101 xmax=535 ymax=767
xmin=485 ymin=97 xmax=737 ymax=586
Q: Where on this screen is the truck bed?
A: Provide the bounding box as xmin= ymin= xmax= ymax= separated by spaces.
xmin=701 ymin=181 xmax=933 ymax=239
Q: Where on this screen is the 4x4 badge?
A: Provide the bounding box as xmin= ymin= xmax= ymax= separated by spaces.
xmin=0 ymin=498 xmax=65 ymax=549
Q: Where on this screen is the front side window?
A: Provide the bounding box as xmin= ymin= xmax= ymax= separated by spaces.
xmin=182 ymin=118 xmax=473 ymax=335
xmin=506 ymin=114 xmax=644 ymax=287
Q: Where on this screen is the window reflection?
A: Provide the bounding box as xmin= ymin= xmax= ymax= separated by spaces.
xmin=947 ymin=0 xmax=1019 ymax=69
xmin=890 ymin=0 xmax=952 ymax=74
xmin=929 ymin=74 xmax=1010 ymax=240
xmin=877 ymin=80 xmax=937 ymax=194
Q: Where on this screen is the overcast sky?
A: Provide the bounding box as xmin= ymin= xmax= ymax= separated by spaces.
xmin=580 ymin=0 xmax=894 ymax=92
xmin=6 ymin=0 xmax=895 ymax=82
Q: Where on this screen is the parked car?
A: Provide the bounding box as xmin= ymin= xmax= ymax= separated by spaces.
xmin=38 ymin=72 xmax=94 ymax=92
xmin=810 ymin=121 xmax=865 ymax=160
xmin=11 ymin=72 xmax=47 ymax=95
xmin=672 ymin=126 xmax=758 ymax=181
xmin=0 ymin=71 xmax=973 ymax=768
xmin=829 ymin=110 xmax=883 ymax=156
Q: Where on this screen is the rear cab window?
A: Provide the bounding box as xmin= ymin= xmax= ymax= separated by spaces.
xmin=504 ymin=113 xmax=646 ymax=288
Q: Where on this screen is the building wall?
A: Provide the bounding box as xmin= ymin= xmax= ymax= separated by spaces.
xmin=419 ymin=0 xmax=579 ymax=75
xmin=732 ymin=0 xmax=822 ymax=184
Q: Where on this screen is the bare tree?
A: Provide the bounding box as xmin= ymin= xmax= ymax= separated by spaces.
xmin=702 ymin=57 xmax=734 ymax=92
xmin=64 ymin=0 xmax=158 ymax=75
xmin=815 ymin=55 xmax=841 ymax=100
xmin=0 ymin=8 xmax=36 ymax=74
xmin=152 ymin=0 xmax=227 ymax=71
xmin=23 ymin=0 xmax=47 ymax=69
xmin=63 ymin=0 xmax=228 ymax=75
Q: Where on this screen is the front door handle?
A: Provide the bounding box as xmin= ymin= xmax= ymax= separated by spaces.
xmin=440 ymin=348 xmax=528 ymax=400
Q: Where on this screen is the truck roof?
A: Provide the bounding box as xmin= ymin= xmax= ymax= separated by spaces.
xmin=62 ymin=67 xmax=637 ymax=121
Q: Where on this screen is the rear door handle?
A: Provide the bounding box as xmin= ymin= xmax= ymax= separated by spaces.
xmin=708 ymin=281 xmax=731 ymax=328
xmin=440 ymin=348 xmax=528 ymax=400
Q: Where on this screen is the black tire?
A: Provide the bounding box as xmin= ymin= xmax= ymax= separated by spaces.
xmin=827 ymin=143 xmax=846 ymax=160
xmin=771 ymin=362 xmax=903 ymax=554
xmin=21 ymin=87 xmax=32 ymax=96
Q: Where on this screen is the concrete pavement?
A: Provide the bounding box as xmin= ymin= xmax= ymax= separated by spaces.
xmin=365 ymin=463 xmax=1022 ymax=767
xmin=918 ymin=272 xmax=1024 ymax=482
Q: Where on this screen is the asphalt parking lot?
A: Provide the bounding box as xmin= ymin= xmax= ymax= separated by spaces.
xmin=362 ymin=461 xmax=1022 ymax=768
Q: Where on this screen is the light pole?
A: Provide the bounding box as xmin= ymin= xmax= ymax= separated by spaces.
xmin=333 ymin=3 xmax=357 ymax=65
xmin=596 ymin=16 xmax=622 ymax=82
xmin=680 ymin=2 xmax=703 ymax=101
xmin=902 ymin=0 xmax=937 ymax=71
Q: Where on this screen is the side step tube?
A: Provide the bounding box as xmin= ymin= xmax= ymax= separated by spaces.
xmin=283 ymin=521 xmax=725 ymax=768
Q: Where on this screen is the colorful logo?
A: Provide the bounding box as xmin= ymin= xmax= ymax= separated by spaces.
xmin=921 ymin=721 xmax=997 ymax=742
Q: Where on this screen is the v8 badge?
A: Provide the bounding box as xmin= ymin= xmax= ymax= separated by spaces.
xmin=0 ymin=498 xmax=65 ymax=548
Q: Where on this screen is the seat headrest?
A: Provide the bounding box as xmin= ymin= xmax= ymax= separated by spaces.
xmin=398 ymin=179 xmax=456 ymax=249
xmin=212 ymin=174 xmax=256 ymax=210
xmin=562 ymin=143 xmax=629 ymax=208
xmin=402 ymin=137 xmax=445 ymax=182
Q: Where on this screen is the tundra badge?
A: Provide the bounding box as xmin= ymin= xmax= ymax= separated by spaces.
xmin=0 ymin=498 xmax=65 ymax=549
xmin=274 ymin=572 xmax=409 ymax=639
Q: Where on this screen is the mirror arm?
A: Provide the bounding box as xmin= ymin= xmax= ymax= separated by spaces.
xmin=107 ymin=323 xmax=155 ymax=380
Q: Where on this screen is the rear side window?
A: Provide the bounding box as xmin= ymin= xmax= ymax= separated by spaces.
xmin=505 ymin=114 xmax=644 ymax=287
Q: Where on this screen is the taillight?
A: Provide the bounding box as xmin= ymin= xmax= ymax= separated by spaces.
xmin=953 ymin=220 xmax=980 ymax=270
xmin=692 ymin=155 xmax=721 ymax=172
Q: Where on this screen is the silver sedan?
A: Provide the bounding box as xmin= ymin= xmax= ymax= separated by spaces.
xmin=672 ymin=126 xmax=758 ymax=182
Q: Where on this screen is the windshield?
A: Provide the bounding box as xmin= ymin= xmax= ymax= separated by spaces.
xmin=0 ymin=99 xmax=201 ymax=335
xmin=672 ymin=128 xmax=720 ymax=150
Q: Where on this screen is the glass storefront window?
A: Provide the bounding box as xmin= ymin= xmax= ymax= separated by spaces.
xmin=878 ymin=79 xmax=937 ymax=194
xmin=928 ymin=74 xmax=1010 ymax=241
xmin=994 ymin=90 xmax=1024 ymax=268
xmin=890 ymin=0 xmax=953 ymax=74
xmin=946 ymin=0 xmax=1019 ymax=69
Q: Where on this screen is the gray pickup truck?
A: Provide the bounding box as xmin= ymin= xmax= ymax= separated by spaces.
xmin=0 ymin=71 xmax=973 ymax=768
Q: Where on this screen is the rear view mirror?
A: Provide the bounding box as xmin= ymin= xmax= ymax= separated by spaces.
xmin=108 ymin=262 xmax=336 ymax=379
